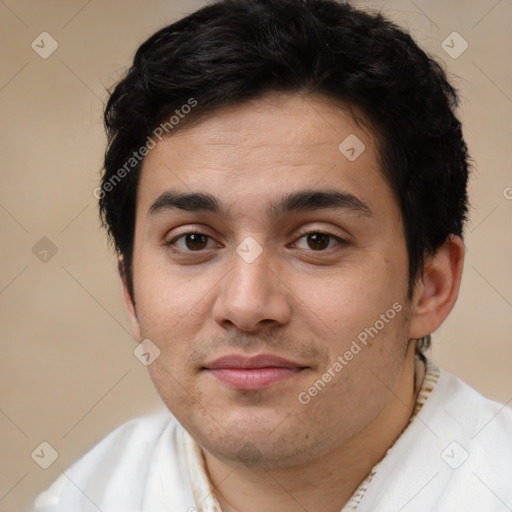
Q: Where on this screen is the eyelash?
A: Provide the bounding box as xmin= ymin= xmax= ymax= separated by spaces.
xmin=166 ymin=230 xmax=347 ymax=253
xmin=166 ymin=230 xmax=220 ymax=252
xmin=293 ymin=230 xmax=347 ymax=251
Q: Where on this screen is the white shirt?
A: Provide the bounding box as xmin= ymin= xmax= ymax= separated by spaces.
xmin=32 ymin=359 xmax=512 ymax=511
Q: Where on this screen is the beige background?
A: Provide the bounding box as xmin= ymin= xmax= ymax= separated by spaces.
xmin=0 ymin=0 xmax=511 ymax=510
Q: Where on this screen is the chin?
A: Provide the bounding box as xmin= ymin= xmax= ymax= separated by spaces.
xmin=183 ymin=404 xmax=329 ymax=469
xmin=203 ymin=430 xmax=330 ymax=471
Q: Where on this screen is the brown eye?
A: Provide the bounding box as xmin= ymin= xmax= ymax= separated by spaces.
xmin=306 ymin=233 xmax=331 ymax=250
xmin=184 ymin=233 xmax=209 ymax=250
xmin=169 ymin=232 xmax=216 ymax=252
xmin=293 ymin=231 xmax=346 ymax=252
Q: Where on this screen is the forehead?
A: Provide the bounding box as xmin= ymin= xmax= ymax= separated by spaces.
xmin=136 ymin=93 xmax=395 ymax=221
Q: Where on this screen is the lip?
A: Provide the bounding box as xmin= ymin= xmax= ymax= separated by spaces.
xmin=203 ymin=353 xmax=308 ymax=391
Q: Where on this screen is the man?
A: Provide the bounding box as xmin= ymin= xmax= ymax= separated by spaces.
xmin=32 ymin=0 xmax=512 ymax=511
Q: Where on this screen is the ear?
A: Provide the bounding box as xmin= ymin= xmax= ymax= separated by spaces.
xmin=409 ymin=235 xmax=465 ymax=339
xmin=118 ymin=256 xmax=143 ymax=343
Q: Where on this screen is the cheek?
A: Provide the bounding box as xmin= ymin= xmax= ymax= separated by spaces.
xmin=289 ymin=258 xmax=405 ymax=336
xmin=134 ymin=253 xmax=214 ymax=330
xmin=298 ymin=307 xmax=410 ymax=437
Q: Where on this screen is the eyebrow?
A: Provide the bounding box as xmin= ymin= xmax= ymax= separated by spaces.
xmin=148 ymin=189 xmax=372 ymax=218
xmin=149 ymin=190 xmax=228 ymax=217
xmin=269 ymin=189 xmax=372 ymax=218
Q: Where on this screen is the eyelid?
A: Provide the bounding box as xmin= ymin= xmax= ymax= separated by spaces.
xmin=167 ymin=228 xmax=208 ymax=242
xmin=292 ymin=230 xmax=348 ymax=250
xmin=294 ymin=224 xmax=349 ymax=241
xmin=164 ymin=226 xmax=349 ymax=254
xmin=164 ymin=224 xmax=218 ymax=243
xmin=166 ymin=229 xmax=221 ymax=251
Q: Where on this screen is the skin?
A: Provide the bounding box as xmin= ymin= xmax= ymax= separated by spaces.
xmin=121 ymin=92 xmax=465 ymax=512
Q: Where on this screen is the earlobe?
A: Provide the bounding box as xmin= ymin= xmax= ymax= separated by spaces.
xmin=118 ymin=256 xmax=143 ymax=343
xmin=409 ymin=235 xmax=465 ymax=339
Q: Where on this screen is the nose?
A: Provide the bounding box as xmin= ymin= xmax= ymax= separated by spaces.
xmin=212 ymin=245 xmax=292 ymax=333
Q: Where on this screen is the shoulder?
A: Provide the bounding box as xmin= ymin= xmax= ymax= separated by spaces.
xmin=66 ymin=407 xmax=179 ymax=475
xmin=431 ymin=365 xmax=512 ymax=441
xmin=433 ymin=367 xmax=512 ymax=505
xmin=31 ymin=408 xmax=189 ymax=512
xmin=80 ymin=407 xmax=177 ymax=457
xmin=412 ymin=361 xmax=512 ymax=464
xmin=360 ymin=362 xmax=512 ymax=511
xmin=411 ymin=363 xmax=512 ymax=507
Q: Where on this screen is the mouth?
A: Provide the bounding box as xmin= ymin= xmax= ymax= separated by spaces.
xmin=203 ymin=353 xmax=309 ymax=391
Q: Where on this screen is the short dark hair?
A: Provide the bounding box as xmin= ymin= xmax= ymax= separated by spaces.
xmin=100 ymin=0 xmax=470 ymax=351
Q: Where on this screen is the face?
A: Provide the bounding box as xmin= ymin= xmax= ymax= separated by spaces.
xmin=126 ymin=93 xmax=414 ymax=469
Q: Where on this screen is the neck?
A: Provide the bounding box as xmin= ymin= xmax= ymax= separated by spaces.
xmin=203 ymin=342 xmax=425 ymax=512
